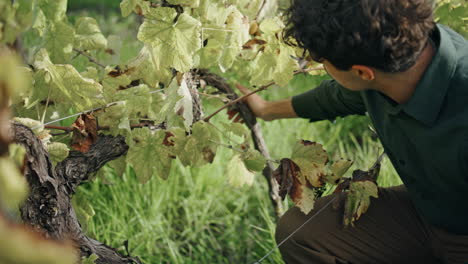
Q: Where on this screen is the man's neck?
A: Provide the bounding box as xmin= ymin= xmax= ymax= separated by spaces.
xmin=373 ymin=41 xmax=436 ymax=104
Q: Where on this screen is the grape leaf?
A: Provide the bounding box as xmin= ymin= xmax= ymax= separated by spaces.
xmin=219 ymin=7 xmax=250 ymax=71
xmin=137 ymin=7 xmax=201 ymax=72
xmin=0 ymin=157 xmax=28 ymax=210
xmin=290 ymin=140 xmax=328 ymax=188
xmin=159 ymin=77 xmax=194 ymax=130
xmin=46 ymin=142 xmax=70 ymax=165
xmin=344 ymin=180 xmax=378 ymax=226
xmin=170 ymin=121 xmax=220 ymax=167
xmin=126 ymin=128 xmax=173 ymax=182
xmin=250 ymin=40 xmax=297 ymax=86
xmin=71 ymin=114 xmax=98 ymax=153
xmin=241 ymin=149 xmax=266 ymax=172
xmin=166 ymin=0 xmax=200 ymax=7
xmin=127 ymin=45 xmax=172 ymax=87
xmin=31 ymin=49 xmax=104 ymax=111
xmin=221 ymin=122 xmax=249 ymax=139
xmin=325 ymin=159 xmax=353 ymax=184
xmin=44 ymin=21 xmax=75 ymax=64
xmin=226 ymin=154 xmax=255 ymax=187
xmin=120 ymin=0 xmax=138 ymax=17
xmin=273 ymin=158 xmax=315 ymax=214
xmin=37 ymin=0 xmax=67 ymax=22
xmin=74 ymin=17 xmax=107 ymax=51
xmin=81 ymin=254 xmax=98 ymax=264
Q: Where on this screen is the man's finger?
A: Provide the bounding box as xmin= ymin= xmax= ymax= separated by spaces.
xmin=235 ymin=83 xmax=252 ymax=95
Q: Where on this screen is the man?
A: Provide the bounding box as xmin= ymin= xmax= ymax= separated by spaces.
xmin=237 ymin=0 xmax=468 ymax=263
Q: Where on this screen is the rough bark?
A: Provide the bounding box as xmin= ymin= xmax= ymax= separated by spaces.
xmin=13 ymin=123 xmax=141 ymax=264
xmin=194 ymin=69 xmax=284 ymax=217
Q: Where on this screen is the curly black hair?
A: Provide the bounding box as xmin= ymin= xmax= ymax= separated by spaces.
xmin=283 ymin=0 xmax=435 ymax=72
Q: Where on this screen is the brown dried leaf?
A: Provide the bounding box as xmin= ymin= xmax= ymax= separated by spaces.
xmin=71 ymin=114 xmax=98 ymax=153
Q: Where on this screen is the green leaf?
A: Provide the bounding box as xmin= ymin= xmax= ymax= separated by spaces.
xmin=127 ymin=45 xmax=172 ymax=87
xmin=37 ymin=0 xmax=68 ymax=22
xmin=241 ymin=149 xmax=266 ymax=172
xmin=32 ymin=9 xmax=47 ymax=36
xmin=166 ymin=0 xmax=200 ymax=7
xmin=259 ymin=17 xmax=284 ymax=34
xmin=74 ymin=17 xmax=107 ymax=50
xmin=171 ymin=121 xmax=220 ymax=167
xmin=226 ymin=154 xmax=255 ymax=187
xmin=221 ymin=122 xmax=249 ymax=139
xmin=0 ymin=157 xmax=28 ymax=210
xmin=290 ymin=140 xmax=329 ymax=187
xmin=120 ymin=0 xmax=138 ymax=17
xmin=0 ymin=52 xmax=30 ymax=100
xmin=159 ymin=76 xmax=194 ymax=130
xmin=31 ymin=49 xmax=104 ymax=111
xmin=250 ymin=42 xmax=297 ymax=86
xmin=344 ymin=180 xmax=379 ymax=226
xmin=81 ymin=254 xmax=99 ymax=264
xmin=44 ymin=21 xmax=75 ymax=63
xmin=126 ymin=128 xmax=173 ymax=182
xmin=8 ymin=144 xmax=26 ymax=168
xmin=219 ymin=7 xmax=250 ymax=71
xmin=46 ymin=142 xmax=70 ymax=165
xmin=137 ymin=7 xmax=202 ymax=72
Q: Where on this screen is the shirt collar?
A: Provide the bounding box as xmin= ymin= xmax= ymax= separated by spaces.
xmin=401 ymin=24 xmax=457 ymax=126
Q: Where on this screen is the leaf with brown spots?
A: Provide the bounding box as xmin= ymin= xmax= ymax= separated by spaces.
xmin=71 ymin=114 xmax=98 ymax=153
xmin=273 ymin=158 xmax=315 ymax=214
xmin=290 ymin=140 xmax=329 ymax=188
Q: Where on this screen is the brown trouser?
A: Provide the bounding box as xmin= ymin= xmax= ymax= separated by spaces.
xmin=276 ymin=185 xmax=468 ymax=264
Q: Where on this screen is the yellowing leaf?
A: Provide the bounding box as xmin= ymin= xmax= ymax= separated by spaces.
xmin=32 ymin=49 xmax=104 ymax=111
xmin=74 ymin=17 xmax=107 ymax=50
xmin=344 ymin=180 xmax=379 ymax=226
xmin=293 ymin=184 xmax=316 ymax=214
xmin=137 ymin=7 xmax=201 ymax=72
xmin=326 ymin=159 xmax=353 ymax=184
xmin=226 ymin=154 xmax=254 ymax=187
xmin=290 ymin=140 xmax=328 ymax=187
xmin=44 ymin=21 xmax=75 ymax=63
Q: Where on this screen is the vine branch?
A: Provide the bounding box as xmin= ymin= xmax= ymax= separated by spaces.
xmin=202 ymin=66 xmax=324 ymax=122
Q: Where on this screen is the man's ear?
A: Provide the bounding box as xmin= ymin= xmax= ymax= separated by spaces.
xmin=351 ymin=65 xmax=375 ymax=81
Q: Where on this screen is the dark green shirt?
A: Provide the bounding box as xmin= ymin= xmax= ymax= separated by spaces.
xmin=292 ymin=24 xmax=468 ymax=234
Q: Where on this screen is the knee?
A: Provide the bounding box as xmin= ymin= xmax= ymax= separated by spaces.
xmin=275 ymin=195 xmax=342 ymax=245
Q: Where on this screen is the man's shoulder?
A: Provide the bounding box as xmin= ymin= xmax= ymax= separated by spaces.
xmin=437 ymin=24 xmax=467 ymax=88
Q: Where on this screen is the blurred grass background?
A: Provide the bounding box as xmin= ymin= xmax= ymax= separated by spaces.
xmin=64 ymin=1 xmax=414 ymax=263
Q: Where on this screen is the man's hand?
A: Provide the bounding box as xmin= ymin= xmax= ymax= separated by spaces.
xmin=235 ymin=83 xmax=298 ymax=121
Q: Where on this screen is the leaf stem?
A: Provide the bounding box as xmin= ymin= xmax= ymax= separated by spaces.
xmin=73 ymin=48 xmax=106 ymax=69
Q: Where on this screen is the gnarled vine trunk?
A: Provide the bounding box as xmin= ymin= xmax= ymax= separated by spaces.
xmin=14 ymin=123 xmax=139 ymax=264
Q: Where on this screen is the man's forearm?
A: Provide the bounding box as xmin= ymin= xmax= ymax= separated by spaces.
xmin=260 ymin=98 xmax=298 ymax=121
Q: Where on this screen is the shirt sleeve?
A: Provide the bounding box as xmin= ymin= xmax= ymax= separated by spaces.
xmin=291 ymin=80 xmax=367 ymax=122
